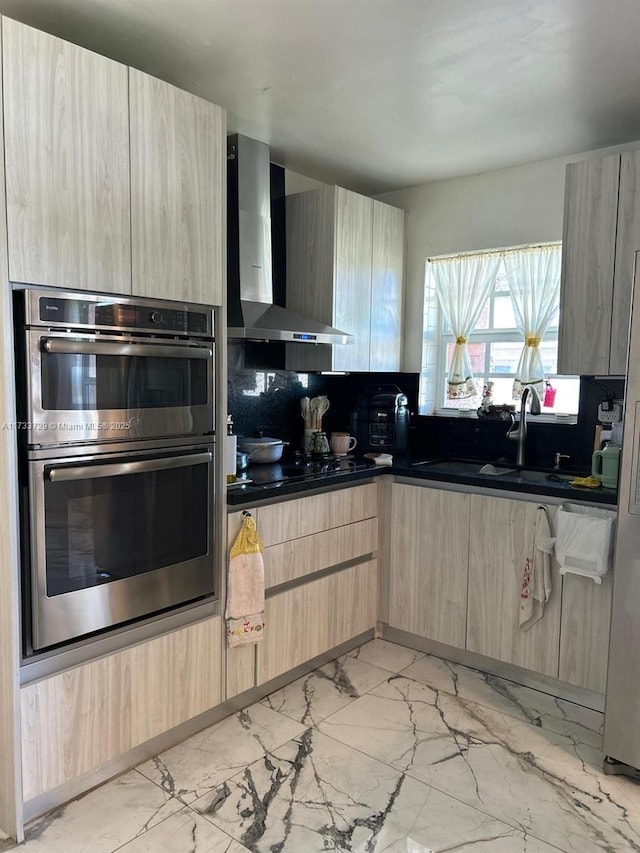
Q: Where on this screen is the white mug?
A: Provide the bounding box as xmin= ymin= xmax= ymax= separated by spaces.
xmin=330 ymin=432 xmax=357 ymax=456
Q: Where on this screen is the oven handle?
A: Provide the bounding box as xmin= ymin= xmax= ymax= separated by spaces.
xmin=48 ymin=451 xmax=212 ymax=482
xmin=41 ymin=339 xmax=212 ymax=359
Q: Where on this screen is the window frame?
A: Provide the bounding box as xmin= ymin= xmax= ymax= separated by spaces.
xmin=421 ymin=248 xmax=578 ymax=419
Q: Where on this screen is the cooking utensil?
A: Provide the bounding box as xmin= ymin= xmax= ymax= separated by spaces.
xmin=237 ymin=437 xmax=289 ymax=464
xmin=317 ymin=395 xmax=330 ymax=427
xmin=309 ymin=395 xmax=330 ymax=431
xmin=301 ymin=396 xmax=311 ymax=429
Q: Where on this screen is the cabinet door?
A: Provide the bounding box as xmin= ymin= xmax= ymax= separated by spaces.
xmin=610 ymin=150 xmax=640 ymax=374
xmin=467 ymin=496 xmax=560 ymax=677
xmin=286 ymin=187 xmax=375 ymax=372
xmin=256 ymin=561 xmax=377 ymax=685
xmin=285 ymin=186 xmax=337 ymax=371
xmin=388 ymin=484 xmax=470 ymax=647
xmin=559 ymin=573 xmax=612 ymax=694
xmin=332 ymin=188 xmax=374 ymax=371
xmin=129 ymin=69 xmax=225 ymax=304
xmin=2 ymin=18 xmax=131 ymax=292
xmin=370 ymin=201 xmax=404 ymax=371
xmin=558 ymin=155 xmax=620 ymax=375
xmin=21 ymin=618 xmax=221 ymax=801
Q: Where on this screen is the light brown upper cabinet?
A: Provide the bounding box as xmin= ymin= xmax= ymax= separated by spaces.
xmin=2 ymin=18 xmax=131 ymax=293
xmin=558 ymin=151 xmax=640 ymax=376
xmin=370 ymin=201 xmax=405 ymax=371
xmin=129 ymin=70 xmax=225 ymax=305
xmin=2 ymin=17 xmax=226 ymax=306
xmin=286 ymin=186 xmax=404 ymax=371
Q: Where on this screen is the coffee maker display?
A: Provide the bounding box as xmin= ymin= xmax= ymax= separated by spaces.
xmin=351 ymin=384 xmax=409 ymax=454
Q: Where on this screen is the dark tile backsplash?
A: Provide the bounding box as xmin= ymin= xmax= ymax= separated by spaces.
xmin=410 ymin=376 xmax=625 ymax=473
xmin=228 ymin=344 xmax=624 ymax=472
xmin=227 ymin=343 xmax=420 ymax=452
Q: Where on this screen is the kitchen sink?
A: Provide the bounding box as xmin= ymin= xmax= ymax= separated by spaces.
xmin=413 ymin=460 xmax=515 ymax=476
xmin=413 ymin=459 xmax=575 ymax=483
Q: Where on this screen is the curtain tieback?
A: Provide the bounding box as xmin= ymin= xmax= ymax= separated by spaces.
xmin=525 ymin=335 xmax=541 ymax=348
xmin=455 ymin=335 xmax=468 ymax=345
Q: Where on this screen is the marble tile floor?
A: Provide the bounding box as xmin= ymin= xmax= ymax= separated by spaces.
xmin=7 ymin=639 xmax=640 ymax=852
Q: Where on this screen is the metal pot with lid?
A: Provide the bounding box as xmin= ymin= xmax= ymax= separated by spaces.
xmin=237 ymin=435 xmax=288 ymax=464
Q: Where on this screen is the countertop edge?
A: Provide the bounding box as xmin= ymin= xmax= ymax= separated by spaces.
xmin=226 ymin=458 xmax=618 ymax=508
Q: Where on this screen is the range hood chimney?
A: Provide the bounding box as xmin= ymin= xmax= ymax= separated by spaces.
xmin=227 ymin=134 xmax=351 ymax=345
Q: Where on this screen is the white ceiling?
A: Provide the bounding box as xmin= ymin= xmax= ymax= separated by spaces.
xmin=2 ymin=0 xmax=640 ymax=194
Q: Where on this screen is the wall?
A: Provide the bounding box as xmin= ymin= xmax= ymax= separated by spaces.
xmin=378 ymin=156 xmax=566 ymax=372
xmin=284 ymin=168 xmax=327 ymax=195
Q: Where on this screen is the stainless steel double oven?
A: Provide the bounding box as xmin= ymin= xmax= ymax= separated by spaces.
xmin=14 ymin=288 xmax=217 ymax=652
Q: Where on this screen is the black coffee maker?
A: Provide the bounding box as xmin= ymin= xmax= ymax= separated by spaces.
xmin=351 ymin=384 xmax=409 ymax=454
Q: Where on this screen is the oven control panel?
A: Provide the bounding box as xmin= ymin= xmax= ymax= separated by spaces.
xmin=37 ymin=296 xmax=210 ymax=336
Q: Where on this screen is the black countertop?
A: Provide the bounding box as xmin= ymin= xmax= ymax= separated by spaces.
xmin=227 ymin=454 xmax=618 ymax=508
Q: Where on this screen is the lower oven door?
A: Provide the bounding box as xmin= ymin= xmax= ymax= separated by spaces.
xmin=27 ymin=443 xmax=215 ymax=650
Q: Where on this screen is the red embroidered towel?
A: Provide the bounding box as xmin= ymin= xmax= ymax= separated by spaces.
xmin=519 ymin=505 xmax=553 ymax=631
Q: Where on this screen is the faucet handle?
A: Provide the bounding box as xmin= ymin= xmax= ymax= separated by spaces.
xmin=554 ymin=452 xmax=570 ymax=470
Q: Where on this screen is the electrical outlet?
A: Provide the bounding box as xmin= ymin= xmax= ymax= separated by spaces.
xmin=598 ymin=401 xmax=623 ymax=424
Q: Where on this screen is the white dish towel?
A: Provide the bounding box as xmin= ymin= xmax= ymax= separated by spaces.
xmin=519 ymin=505 xmax=554 ymax=631
xmin=226 ymin=511 xmax=265 ymax=647
xmin=554 ymin=503 xmax=616 ymax=583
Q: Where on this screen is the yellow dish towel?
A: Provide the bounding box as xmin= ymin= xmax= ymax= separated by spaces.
xmin=226 ymin=512 xmax=265 ymax=647
xmin=569 ymin=475 xmax=602 ymax=489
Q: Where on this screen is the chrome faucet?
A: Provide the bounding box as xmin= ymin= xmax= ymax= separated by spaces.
xmin=506 ymin=384 xmax=541 ymax=467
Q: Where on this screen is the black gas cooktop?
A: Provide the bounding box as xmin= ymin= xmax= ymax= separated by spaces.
xmin=244 ymin=453 xmax=374 ymax=488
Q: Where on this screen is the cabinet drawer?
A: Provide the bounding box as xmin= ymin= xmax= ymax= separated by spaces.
xmin=264 ymin=518 xmax=377 ymax=587
xmin=21 ymin=617 xmax=221 ymax=801
xmin=256 ymin=483 xmax=377 ymax=546
xmin=256 ymin=560 xmax=378 ymax=685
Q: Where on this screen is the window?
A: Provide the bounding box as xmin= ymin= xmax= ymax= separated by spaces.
xmin=420 ymin=245 xmax=580 ymax=416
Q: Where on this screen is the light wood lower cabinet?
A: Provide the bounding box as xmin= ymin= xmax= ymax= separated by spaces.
xmin=466 ymin=496 xmax=561 ymax=677
xmin=256 ymin=560 xmax=378 ymax=685
xmin=20 ymin=617 xmax=221 ymax=802
xmin=387 ymin=484 xmax=470 ymax=647
xmin=263 ymin=518 xmax=377 ymax=587
xmin=559 ymin=573 xmax=612 ymax=694
xmin=256 ymin=483 xmax=378 ymax=547
xmin=225 ymin=484 xmax=379 ymax=698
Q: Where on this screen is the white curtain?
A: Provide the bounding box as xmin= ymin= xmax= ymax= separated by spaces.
xmin=431 ymin=253 xmax=501 ymax=399
xmin=503 ymin=244 xmax=562 ymax=399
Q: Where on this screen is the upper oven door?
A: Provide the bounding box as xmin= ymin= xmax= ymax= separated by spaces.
xmin=23 ymin=330 xmax=214 ymax=446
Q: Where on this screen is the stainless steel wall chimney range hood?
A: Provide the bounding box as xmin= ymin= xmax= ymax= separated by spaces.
xmin=227 ymin=134 xmax=351 ymax=345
